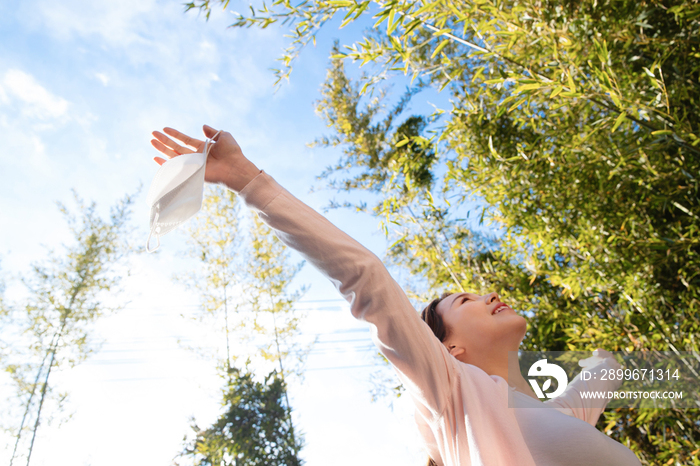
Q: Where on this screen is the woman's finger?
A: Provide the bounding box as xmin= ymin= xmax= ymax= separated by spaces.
xmin=150 ymin=139 xmax=181 ymax=159
xmin=163 ymin=127 xmax=203 ymax=150
xmin=202 ymin=124 xmax=220 ymax=140
xmin=152 ymin=131 xmax=196 ymax=155
xmin=153 ymin=156 xmax=167 ymax=166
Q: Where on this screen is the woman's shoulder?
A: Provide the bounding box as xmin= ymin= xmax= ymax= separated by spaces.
xmin=451 ymin=361 xmax=514 ymax=400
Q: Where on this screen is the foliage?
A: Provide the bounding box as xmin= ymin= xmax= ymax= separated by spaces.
xmin=245 ymin=215 xmax=309 ymax=378
xmin=180 ymin=185 xmax=245 ymax=370
xmin=186 ymin=0 xmax=700 ymax=462
xmin=177 ymin=366 xmax=303 ymax=466
xmin=2 ymin=190 xmax=136 ymax=465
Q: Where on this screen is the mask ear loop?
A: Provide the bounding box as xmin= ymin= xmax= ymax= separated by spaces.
xmin=203 ymin=130 xmax=221 ymax=157
xmin=146 ymin=210 xmax=161 ymax=253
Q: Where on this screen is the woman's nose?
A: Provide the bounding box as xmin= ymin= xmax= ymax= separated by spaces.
xmin=485 ymin=292 xmax=500 ymax=304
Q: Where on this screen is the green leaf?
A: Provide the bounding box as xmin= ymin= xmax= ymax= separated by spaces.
xmin=559 ymin=91 xmax=581 ymax=98
xmin=566 ymin=72 xmax=577 ymax=92
xmin=430 ymin=39 xmax=450 ymax=59
xmin=488 ymin=135 xmax=499 ymax=158
xmin=372 ymin=9 xmax=391 ymax=28
xmin=514 ymin=83 xmax=542 ymax=93
xmin=508 ymin=96 xmax=528 ymax=113
xmin=340 ymin=13 xmax=356 ymax=28
xmin=672 ymin=201 xmax=697 ymax=218
xmin=404 ymin=18 xmax=422 ymax=35
xmin=387 ymin=8 xmax=398 ymax=35
xmin=500 ymin=95 xmax=518 ymax=106
xmin=602 ymin=71 xmax=613 ymax=90
xmin=611 ymin=112 xmax=627 ymax=133
xmin=359 ymin=80 xmax=371 ymax=95
xmin=413 ymin=1 xmax=438 ymax=16
xmin=471 ymin=66 xmax=486 ymax=84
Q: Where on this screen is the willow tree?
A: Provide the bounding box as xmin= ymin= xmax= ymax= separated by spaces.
xmin=2 ymin=191 xmax=135 ymax=466
xmin=186 ymin=0 xmax=699 ymax=462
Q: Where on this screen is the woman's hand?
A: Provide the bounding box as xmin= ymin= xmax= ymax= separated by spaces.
xmin=150 ymin=125 xmax=260 ymax=192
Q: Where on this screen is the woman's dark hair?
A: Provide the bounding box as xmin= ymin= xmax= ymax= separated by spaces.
xmin=420 ymin=292 xmax=453 ymax=466
xmin=420 ymin=292 xmax=453 ymax=342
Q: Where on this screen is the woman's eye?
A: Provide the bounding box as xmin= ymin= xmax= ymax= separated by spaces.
xmin=462 ymin=296 xmax=468 ymax=303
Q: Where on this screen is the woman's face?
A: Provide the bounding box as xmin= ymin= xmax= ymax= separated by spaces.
xmin=435 ymin=291 xmax=527 ymax=366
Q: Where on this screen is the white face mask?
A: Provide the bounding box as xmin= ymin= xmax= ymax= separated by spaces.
xmin=146 ymin=130 xmax=220 ymax=252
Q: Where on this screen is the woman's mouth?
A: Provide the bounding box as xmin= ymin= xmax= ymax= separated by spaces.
xmin=492 ymin=304 xmax=510 ymax=315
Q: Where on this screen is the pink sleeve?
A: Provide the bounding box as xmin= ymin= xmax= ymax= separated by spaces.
xmin=238 ymin=172 xmax=457 ymax=418
xmin=544 ymin=357 xmax=623 ymax=426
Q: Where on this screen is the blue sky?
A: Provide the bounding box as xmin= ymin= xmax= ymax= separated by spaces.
xmin=0 ymin=1 xmax=451 ymax=465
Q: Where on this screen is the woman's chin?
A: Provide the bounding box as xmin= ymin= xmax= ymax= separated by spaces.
xmin=489 ymin=316 xmax=528 ymax=350
xmin=505 ymin=314 xmax=528 ymax=343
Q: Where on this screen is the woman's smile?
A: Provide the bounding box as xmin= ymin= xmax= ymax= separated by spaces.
xmin=491 ymin=303 xmax=511 ymax=315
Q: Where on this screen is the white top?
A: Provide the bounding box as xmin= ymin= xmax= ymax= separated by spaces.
xmin=238 ymin=172 xmax=642 ymax=466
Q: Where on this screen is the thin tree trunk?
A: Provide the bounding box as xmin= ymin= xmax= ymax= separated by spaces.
xmin=269 ymin=297 xmax=298 ymax=457
xmin=223 ymin=276 xmax=231 ymax=375
xmin=9 ymin=330 xmax=58 ymax=466
xmin=22 ymin=278 xmax=82 ymax=466
xmin=25 ymin=316 xmax=67 ymax=466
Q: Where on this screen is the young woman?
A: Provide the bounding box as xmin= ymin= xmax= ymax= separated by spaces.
xmin=150 ymin=125 xmax=642 ymax=466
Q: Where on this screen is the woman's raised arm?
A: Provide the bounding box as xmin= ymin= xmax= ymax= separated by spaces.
xmin=151 ymin=126 xmax=459 ymax=418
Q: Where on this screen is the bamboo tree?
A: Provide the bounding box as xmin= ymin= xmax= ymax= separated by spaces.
xmin=2 ymin=190 xmax=135 ymax=466
xmin=245 ymin=215 xmax=308 ymax=377
xmin=180 ymin=185 xmax=246 ymax=373
xmin=244 ymin=215 xmax=308 ymax=460
xmin=179 ymin=188 xmax=307 ymax=464
xmin=311 ymin=48 xmax=700 ymax=462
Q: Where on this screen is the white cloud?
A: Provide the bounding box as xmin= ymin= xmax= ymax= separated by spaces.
xmin=95 ymin=72 xmax=110 ymax=86
xmin=0 ymin=114 xmax=52 ymax=175
xmin=28 ymin=134 xmax=47 ymax=165
xmin=25 ymin=0 xmax=157 ymax=47
xmin=2 ymin=69 xmax=69 ymax=119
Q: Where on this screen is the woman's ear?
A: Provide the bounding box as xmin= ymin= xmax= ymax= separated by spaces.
xmin=448 ymin=345 xmax=466 ymax=359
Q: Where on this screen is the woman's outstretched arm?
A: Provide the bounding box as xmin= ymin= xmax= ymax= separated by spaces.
xmin=151 ymin=126 xmax=459 ymax=418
